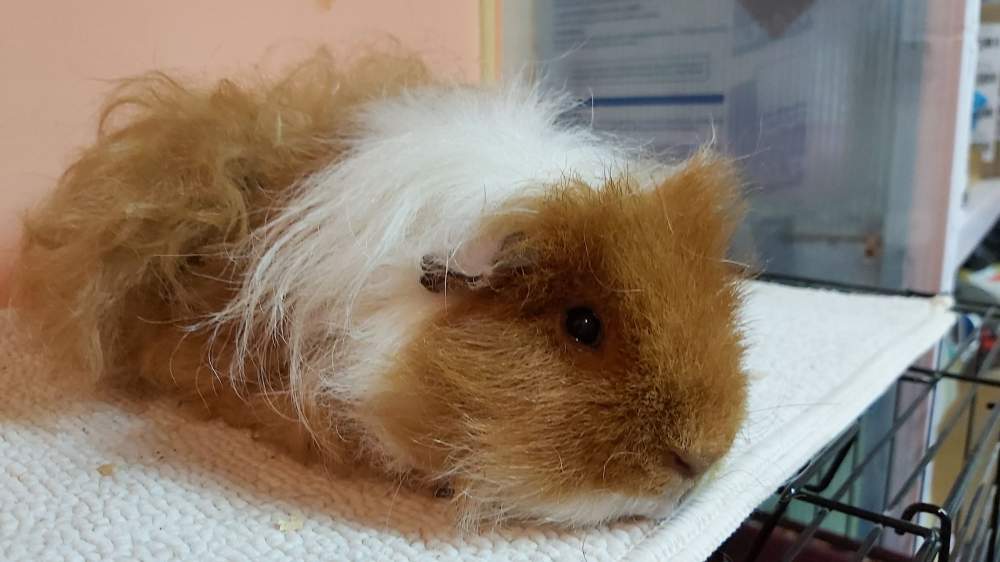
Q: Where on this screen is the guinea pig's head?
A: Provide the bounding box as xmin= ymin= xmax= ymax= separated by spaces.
xmin=371 ymin=151 xmax=747 ymax=528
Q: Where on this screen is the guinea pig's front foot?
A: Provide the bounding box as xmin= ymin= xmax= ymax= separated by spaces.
xmin=389 ymin=469 xmax=455 ymax=500
xmin=432 ymin=482 xmax=454 ymax=499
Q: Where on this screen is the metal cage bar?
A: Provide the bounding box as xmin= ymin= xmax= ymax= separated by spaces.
xmin=714 ymin=275 xmax=1000 ymax=562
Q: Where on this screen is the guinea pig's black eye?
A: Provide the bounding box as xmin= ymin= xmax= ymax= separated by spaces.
xmin=565 ymin=307 xmax=602 ymax=347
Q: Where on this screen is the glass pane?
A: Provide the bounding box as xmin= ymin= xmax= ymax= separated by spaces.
xmin=533 ymin=0 xmax=932 ymax=289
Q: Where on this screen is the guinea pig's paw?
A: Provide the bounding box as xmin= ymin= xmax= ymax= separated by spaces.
xmin=432 ymin=482 xmax=455 ymax=499
xmin=379 ymin=469 xmax=455 ymax=500
xmin=412 ymin=476 xmax=456 ymax=500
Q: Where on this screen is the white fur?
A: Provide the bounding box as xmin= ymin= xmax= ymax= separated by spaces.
xmin=513 ymin=487 xmax=690 ymax=527
xmin=213 ymin=80 xmax=674 ymax=521
xmin=218 ymin=83 xmax=643 ymax=402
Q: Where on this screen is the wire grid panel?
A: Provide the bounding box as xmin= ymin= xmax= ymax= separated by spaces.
xmin=711 ymin=279 xmax=1000 ymax=562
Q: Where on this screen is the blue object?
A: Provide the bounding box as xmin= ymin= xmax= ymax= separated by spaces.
xmin=974 ymin=90 xmax=988 ymax=128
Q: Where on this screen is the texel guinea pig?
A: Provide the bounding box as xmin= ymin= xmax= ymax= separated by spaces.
xmin=10 ymin=50 xmax=748 ymax=529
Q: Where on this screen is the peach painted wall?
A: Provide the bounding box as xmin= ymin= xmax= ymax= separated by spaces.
xmin=0 ymin=0 xmax=481 ymax=302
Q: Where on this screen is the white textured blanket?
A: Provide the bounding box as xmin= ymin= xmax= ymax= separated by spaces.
xmin=0 ymin=281 xmax=955 ymax=561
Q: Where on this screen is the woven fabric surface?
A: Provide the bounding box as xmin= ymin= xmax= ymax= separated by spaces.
xmin=0 ymin=281 xmax=956 ymax=561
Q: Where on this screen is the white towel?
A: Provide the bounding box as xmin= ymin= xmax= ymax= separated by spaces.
xmin=0 ymin=281 xmax=956 ymax=561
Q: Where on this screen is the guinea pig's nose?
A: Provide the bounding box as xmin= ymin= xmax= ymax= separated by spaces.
xmin=665 ymin=449 xmax=703 ymax=479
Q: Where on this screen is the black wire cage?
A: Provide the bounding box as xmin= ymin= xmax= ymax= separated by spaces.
xmin=710 ymin=274 xmax=1000 ymax=562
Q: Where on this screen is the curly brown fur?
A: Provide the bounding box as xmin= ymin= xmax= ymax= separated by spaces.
xmin=12 ymin=50 xmax=429 ymax=460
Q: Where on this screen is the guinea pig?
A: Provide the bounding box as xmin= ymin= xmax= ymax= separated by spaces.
xmin=11 ymin=50 xmax=748 ymax=529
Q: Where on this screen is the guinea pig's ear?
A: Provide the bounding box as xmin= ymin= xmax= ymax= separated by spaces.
xmin=654 ymin=149 xmax=746 ymax=258
xmin=419 ymin=232 xmax=535 ymax=294
xmin=419 ymin=254 xmax=485 ymax=293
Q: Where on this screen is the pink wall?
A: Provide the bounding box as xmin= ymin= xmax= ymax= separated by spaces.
xmin=0 ymin=0 xmax=481 ymax=302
